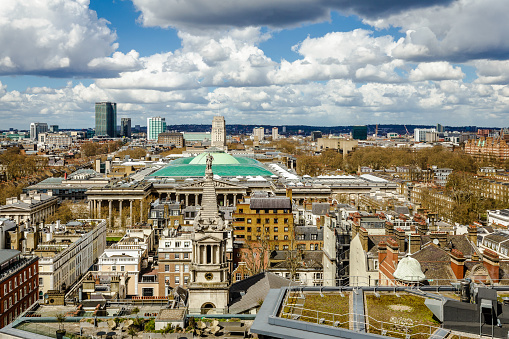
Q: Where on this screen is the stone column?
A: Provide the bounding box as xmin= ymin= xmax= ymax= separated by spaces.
xmin=108 ymin=200 xmax=113 ymax=227
xmin=98 ymin=200 xmax=102 ymax=218
xmin=140 ymin=199 xmax=144 ymax=223
xmin=195 ymin=194 xmax=198 ymax=206
xmin=129 ymin=200 xmax=133 ymax=226
xmin=89 ymin=200 xmax=93 ymax=218
xmin=119 ymin=200 xmax=123 ymax=228
xmin=223 ymin=194 xmax=227 ymax=207
xmin=185 ymin=194 xmax=189 ymax=206
xmin=176 ymin=194 xmax=180 ymax=204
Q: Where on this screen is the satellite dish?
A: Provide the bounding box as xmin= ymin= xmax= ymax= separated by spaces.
xmin=433 ymin=239 xmax=439 ymax=245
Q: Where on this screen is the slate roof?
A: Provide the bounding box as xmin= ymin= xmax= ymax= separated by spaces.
xmin=228 ymin=272 xmax=294 ymax=314
xmin=483 ymin=232 xmax=509 ymax=244
xmin=367 ymin=235 xmax=394 ymax=255
xmin=271 ymin=251 xmax=323 ymax=270
xmin=420 ymin=235 xmax=476 ymax=257
xmin=311 ymin=203 xmax=330 ymax=216
xmin=394 ymin=206 xmax=410 ymax=215
xmin=411 ymin=244 xmax=456 ymax=284
xmin=250 ymin=197 xmax=292 ymax=210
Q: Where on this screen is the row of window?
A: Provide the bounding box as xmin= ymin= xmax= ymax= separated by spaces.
xmin=164 ymin=264 xmax=190 ymax=273
xmin=161 ymin=252 xmax=190 ymax=260
xmin=245 ymin=218 xmax=289 ymax=224
xmin=1 ymin=295 xmax=35 ymax=327
xmin=164 ymin=275 xmax=189 ymax=285
xmin=238 ymin=209 xmax=290 ymax=214
xmin=164 ymin=241 xmax=191 ymax=248
xmin=2 ymin=266 xmax=36 ymax=297
xmin=2 ymin=281 xmax=36 ymax=313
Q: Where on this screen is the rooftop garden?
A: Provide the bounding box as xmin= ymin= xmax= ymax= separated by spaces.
xmin=365 ymin=292 xmax=441 ymax=339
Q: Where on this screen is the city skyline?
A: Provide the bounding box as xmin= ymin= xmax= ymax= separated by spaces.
xmin=1 ymin=0 xmax=509 ymax=129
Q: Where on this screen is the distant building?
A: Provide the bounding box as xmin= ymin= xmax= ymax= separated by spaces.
xmin=29 ymin=122 xmax=48 ymax=140
xmin=211 ymin=116 xmax=226 ymax=148
xmin=121 ymin=118 xmax=131 ymax=138
xmin=158 ymin=132 xmax=184 ymax=147
xmin=38 ymin=132 xmax=72 ymax=148
xmin=0 ymin=250 xmax=38 ymax=328
xmin=253 ymin=127 xmax=264 ymax=141
xmin=95 ymin=102 xmax=117 ymax=137
xmin=311 ymin=131 xmax=322 ymax=141
xmin=272 ymin=127 xmax=279 ymax=141
xmin=436 ymin=123 xmax=444 ymax=133
xmin=414 ymin=128 xmax=436 ymax=142
xmin=465 ymin=137 xmax=509 ymax=161
xmin=352 ymin=125 xmax=367 ymax=140
xmin=49 ymin=125 xmax=59 ymax=133
xmin=433 ymin=167 xmax=453 ymax=187
xmin=0 ymin=193 xmax=58 ymax=224
xmin=315 ymin=138 xmax=358 ymax=158
xmin=147 ymin=117 xmax=166 ymax=141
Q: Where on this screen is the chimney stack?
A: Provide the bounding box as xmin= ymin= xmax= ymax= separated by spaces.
xmin=483 ymin=249 xmax=500 ymax=283
xmin=468 ymin=225 xmax=477 ymax=245
xmin=450 ymin=249 xmax=466 ymax=279
xmin=385 ymin=222 xmax=394 ymax=236
xmin=409 ymin=233 xmax=421 ymax=254
xmin=395 ymin=228 xmax=405 ymax=251
xmin=359 ymin=227 xmax=369 ymax=252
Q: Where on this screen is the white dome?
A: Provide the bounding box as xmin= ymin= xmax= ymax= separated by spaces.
xmin=393 ymin=256 xmax=425 ymax=282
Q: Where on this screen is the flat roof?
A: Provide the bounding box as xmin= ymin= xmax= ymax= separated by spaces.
xmin=0 ymin=249 xmax=21 ymax=266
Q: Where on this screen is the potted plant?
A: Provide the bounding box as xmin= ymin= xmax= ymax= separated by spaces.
xmin=56 ymin=313 xmax=67 ymax=339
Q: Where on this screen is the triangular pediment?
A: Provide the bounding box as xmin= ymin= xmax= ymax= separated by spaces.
xmin=194 ymin=234 xmax=223 ymax=243
xmin=0 ymin=205 xmax=30 ymax=212
xmin=177 ymin=178 xmax=246 ymax=190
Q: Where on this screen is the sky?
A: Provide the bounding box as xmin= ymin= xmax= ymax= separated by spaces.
xmin=1 ymin=0 xmax=509 ymax=130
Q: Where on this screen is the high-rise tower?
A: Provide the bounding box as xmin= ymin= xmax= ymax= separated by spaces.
xmin=30 ymin=122 xmax=48 ymax=140
xmin=95 ymin=102 xmax=117 ymax=137
xmin=147 ymin=117 xmax=166 ymax=141
xmin=121 ymin=118 xmax=131 ymax=137
xmin=211 ymin=116 xmax=226 ymax=148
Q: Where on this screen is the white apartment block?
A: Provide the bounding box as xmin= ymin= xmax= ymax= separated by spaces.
xmin=272 ymin=127 xmax=279 ymax=141
xmin=414 ymin=128 xmax=436 ymax=142
xmin=253 ymin=127 xmax=264 ymax=141
xmin=488 ymin=209 xmax=509 ymax=228
xmin=97 ymin=228 xmax=153 ymax=296
xmin=37 ymin=220 xmax=107 ymax=296
xmin=38 ymin=133 xmax=73 ymax=148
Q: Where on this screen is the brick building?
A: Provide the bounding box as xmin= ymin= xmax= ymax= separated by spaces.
xmin=157 ymin=234 xmax=193 ymax=295
xmin=158 ymin=132 xmax=184 ymax=148
xmin=465 ymin=137 xmax=509 ymax=161
xmin=232 ymin=194 xmax=294 ymax=250
xmin=0 ymin=250 xmax=38 ymax=328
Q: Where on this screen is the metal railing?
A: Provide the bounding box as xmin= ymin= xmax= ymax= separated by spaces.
xmin=280 ymin=292 xmax=478 ymax=339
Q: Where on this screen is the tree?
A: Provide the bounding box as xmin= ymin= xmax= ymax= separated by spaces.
xmin=56 ymin=313 xmax=66 ymax=333
xmin=241 ymin=226 xmax=272 ymax=276
xmin=296 ymin=155 xmax=321 ymax=176
xmin=116 ymin=148 xmax=147 ymax=160
xmin=320 ymin=149 xmax=343 ymax=172
xmin=128 ymin=327 xmax=137 ymax=339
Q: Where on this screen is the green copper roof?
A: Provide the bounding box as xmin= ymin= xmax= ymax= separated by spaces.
xmin=150 ymin=153 xmax=273 ymax=178
xmin=189 ymin=152 xmax=240 ymax=165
